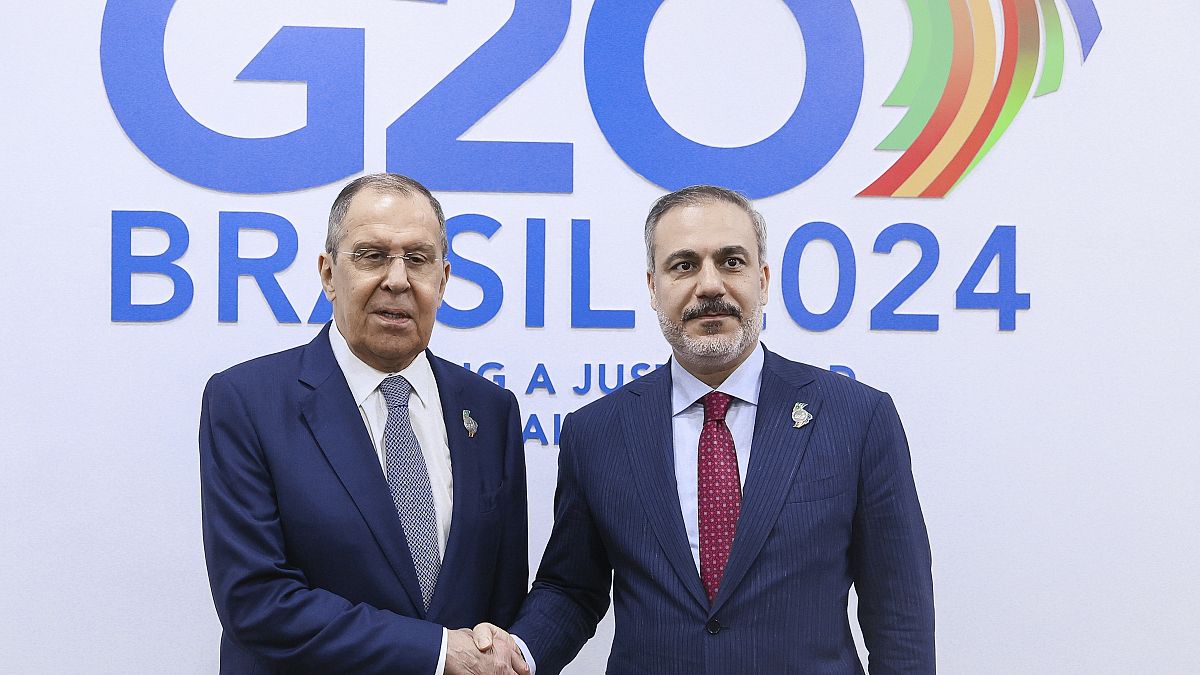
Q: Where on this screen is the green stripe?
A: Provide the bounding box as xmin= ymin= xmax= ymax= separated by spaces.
xmin=958 ymin=10 xmax=1042 ymax=185
xmin=1035 ymin=0 xmax=1064 ymax=96
xmin=884 ymin=0 xmax=933 ymax=104
xmin=878 ymin=0 xmax=955 ymax=151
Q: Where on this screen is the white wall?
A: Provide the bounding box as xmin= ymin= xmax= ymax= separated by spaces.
xmin=2 ymin=2 xmax=1197 ymax=673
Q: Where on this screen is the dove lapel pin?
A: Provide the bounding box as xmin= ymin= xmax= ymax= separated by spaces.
xmin=791 ymin=403 xmax=813 ymax=429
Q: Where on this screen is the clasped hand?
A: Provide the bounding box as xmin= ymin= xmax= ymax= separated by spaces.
xmin=445 ymin=622 xmax=529 ymax=675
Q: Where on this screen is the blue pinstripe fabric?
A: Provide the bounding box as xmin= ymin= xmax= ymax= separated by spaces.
xmin=379 ymin=375 xmax=441 ymax=611
xmin=512 ymin=348 xmax=934 ymax=674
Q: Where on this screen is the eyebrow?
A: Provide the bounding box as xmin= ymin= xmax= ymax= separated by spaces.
xmin=661 ymin=249 xmax=698 ymax=268
xmin=661 ymin=245 xmax=751 ymax=267
xmin=715 ymin=245 xmax=751 ymax=259
xmin=350 ymin=240 xmax=437 ymax=254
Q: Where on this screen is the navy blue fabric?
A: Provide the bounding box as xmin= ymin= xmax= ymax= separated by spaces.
xmin=512 ymin=348 xmax=934 ymax=674
xmin=200 ymin=324 xmax=528 ymax=674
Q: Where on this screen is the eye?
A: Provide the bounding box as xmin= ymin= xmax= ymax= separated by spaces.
xmin=722 ymin=257 xmax=746 ymax=269
xmin=403 ymin=252 xmax=431 ymax=267
xmin=671 ymin=260 xmax=695 ymax=273
xmin=355 ymin=249 xmax=387 ymax=264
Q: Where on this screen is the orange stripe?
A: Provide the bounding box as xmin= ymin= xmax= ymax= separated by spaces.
xmin=860 ymin=0 xmax=972 ymax=197
xmin=923 ymin=0 xmax=1023 ymax=196
xmin=900 ymin=0 xmax=996 ymax=195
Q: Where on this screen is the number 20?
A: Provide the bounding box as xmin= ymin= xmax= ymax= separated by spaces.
xmin=102 ymin=0 xmax=863 ymax=198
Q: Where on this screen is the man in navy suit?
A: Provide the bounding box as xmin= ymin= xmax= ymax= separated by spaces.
xmin=490 ymin=186 xmax=934 ymax=673
xmin=200 ymin=174 xmax=530 ymax=674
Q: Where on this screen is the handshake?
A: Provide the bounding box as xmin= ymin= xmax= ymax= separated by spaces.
xmin=446 ymin=622 xmax=531 ymax=675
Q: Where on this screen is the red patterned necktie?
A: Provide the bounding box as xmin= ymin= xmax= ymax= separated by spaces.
xmin=698 ymin=391 xmax=740 ymax=603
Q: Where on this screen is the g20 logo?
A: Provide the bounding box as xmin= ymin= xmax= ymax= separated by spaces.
xmin=861 ymin=0 xmax=1102 ymax=197
xmin=100 ymin=0 xmax=1099 ymax=199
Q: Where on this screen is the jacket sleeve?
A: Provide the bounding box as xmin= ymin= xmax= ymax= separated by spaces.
xmin=487 ymin=389 xmax=530 ymax=627
xmin=850 ymin=392 xmax=936 ymax=674
xmin=199 ymin=373 xmax=443 ymax=674
xmin=509 ymin=413 xmax=612 ymax=675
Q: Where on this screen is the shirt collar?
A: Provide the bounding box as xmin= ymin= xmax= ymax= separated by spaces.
xmin=670 ymin=342 xmax=765 ymax=416
xmin=328 ymin=322 xmax=437 ymax=408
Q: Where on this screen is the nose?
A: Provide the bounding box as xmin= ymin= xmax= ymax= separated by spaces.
xmin=378 ymin=256 xmax=411 ymax=292
xmin=695 ymin=261 xmax=725 ymax=298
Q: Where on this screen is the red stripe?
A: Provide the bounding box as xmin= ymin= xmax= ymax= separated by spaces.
xmin=923 ymin=0 xmax=1027 ymax=196
xmin=860 ymin=0 xmax=975 ymax=197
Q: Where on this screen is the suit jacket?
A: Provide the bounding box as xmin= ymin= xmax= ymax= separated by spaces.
xmin=512 ymin=347 xmax=933 ymax=674
xmin=200 ymin=324 xmax=528 ymax=674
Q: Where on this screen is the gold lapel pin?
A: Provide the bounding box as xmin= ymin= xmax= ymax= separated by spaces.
xmin=791 ymin=403 xmax=813 ymax=429
xmin=462 ymin=410 xmax=478 ymax=438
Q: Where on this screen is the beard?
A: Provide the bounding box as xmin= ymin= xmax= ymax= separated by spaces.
xmin=656 ymin=297 xmax=762 ymax=368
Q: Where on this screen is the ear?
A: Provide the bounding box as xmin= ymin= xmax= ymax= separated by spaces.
xmin=435 ymin=259 xmax=451 ymax=302
xmin=318 ymin=252 xmax=336 ymax=300
xmin=759 ymin=263 xmax=770 ymax=306
xmin=647 ymin=270 xmax=659 ymax=311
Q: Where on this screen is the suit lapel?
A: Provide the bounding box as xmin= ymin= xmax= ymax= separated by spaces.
xmin=424 ymin=353 xmax=479 ymax=618
xmin=297 ymin=326 xmax=427 ymax=616
xmin=711 ymin=349 xmax=821 ymax=615
xmin=622 ymin=366 xmax=710 ymax=610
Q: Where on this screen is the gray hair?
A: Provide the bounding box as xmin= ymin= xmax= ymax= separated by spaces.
xmin=644 ymin=185 xmax=767 ymax=273
xmin=326 ymin=173 xmax=448 ymax=258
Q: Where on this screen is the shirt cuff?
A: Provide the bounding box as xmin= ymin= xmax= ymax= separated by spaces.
xmin=511 ymin=633 xmax=537 ymax=675
xmin=434 ymin=627 xmax=448 ymax=675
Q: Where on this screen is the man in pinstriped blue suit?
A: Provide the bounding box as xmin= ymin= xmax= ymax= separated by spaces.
xmin=482 ymin=186 xmax=934 ymax=674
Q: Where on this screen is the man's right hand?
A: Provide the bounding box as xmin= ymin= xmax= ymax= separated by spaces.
xmin=445 ymin=626 xmax=529 ymax=675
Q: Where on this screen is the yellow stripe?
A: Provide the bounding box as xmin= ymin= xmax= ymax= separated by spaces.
xmin=897 ymin=0 xmax=997 ymax=196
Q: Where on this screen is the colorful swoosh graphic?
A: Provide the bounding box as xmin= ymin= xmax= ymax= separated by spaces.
xmin=860 ymin=0 xmax=1102 ymax=198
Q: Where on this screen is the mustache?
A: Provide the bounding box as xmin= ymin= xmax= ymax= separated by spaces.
xmin=682 ymin=299 xmax=742 ymax=322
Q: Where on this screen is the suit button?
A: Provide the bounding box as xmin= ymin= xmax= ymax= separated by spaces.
xmin=705 ymin=619 xmax=722 ymax=635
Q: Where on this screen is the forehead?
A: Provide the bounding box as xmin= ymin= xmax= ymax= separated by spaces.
xmin=653 ymin=201 xmax=757 ymax=258
xmin=342 ymin=189 xmax=439 ymax=245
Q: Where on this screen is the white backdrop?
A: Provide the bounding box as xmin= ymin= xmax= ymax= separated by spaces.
xmin=2 ymin=2 xmax=1198 ymax=673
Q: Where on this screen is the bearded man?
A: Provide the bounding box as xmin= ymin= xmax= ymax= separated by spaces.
xmin=488 ymin=185 xmax=935 ymax=674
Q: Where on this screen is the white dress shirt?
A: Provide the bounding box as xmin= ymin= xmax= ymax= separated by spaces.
xmin=328 ymin=324 xmax=454 ymax=675
xmin=670 ymin=343 xmax=764 ymax=572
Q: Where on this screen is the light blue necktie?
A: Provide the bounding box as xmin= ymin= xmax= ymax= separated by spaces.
xmin=378 ymin=375 xmax=441 ymax=610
